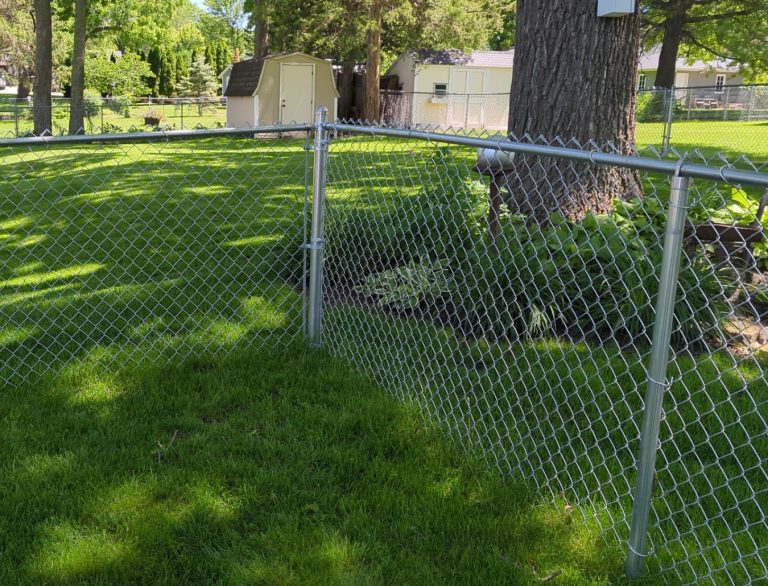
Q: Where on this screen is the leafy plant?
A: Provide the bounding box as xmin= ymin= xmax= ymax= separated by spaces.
xmin=356 ymin=259 xmax=454 ymax=310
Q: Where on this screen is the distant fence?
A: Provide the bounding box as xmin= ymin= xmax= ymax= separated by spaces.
xmin=0 ymin=96 xmax=227 ymax=137
xmin=380 ymin=90 xmax=510 ymax=131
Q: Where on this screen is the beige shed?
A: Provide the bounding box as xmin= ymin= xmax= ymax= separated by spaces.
xmin=222 ymin=53 xmax=338 ymax=127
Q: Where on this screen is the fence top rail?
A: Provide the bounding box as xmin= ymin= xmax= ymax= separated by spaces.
xmin=0 ymin=123 xmax=313 ymax=148
xmin=326 ymin=122 xmax=768 ymax=188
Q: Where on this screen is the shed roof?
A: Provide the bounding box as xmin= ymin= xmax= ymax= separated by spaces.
xmin=224 ymin=57 xmax=267 ymax=97
xmin=407 ymin=49 xmax=515 ymax=69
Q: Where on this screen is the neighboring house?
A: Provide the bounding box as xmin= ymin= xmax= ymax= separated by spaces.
xmin=222 ymin=52 xmax=338 ymax=127
xmin=385 ymin=49 xmax=514 ymax=129
xmin=637 ymin=46 xmax=745 ymax=95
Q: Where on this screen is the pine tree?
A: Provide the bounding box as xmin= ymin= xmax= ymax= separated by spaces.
xmin=147 ymin=48 xmax=161 ymax=96
xmin=177 ymin=54 xmax=219 ymax=113
xmin=158 ymin=49 xmax=176 ymax=96
xmin=174 ymin=53 xmax=185 ymax=88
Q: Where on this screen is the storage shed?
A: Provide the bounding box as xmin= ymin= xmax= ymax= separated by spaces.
xmin=222 ymin=53 xmax=339 ymax=127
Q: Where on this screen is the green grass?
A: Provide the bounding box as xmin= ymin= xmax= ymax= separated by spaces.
xmin=0 ymin=341 xmax=631 ymax=585
xmin=0 ymin=137 xmax=629 ymax=584
xmin=0 ymin=135 xmax=765 ymax=584
xmin=636 ymin=120 xmax=768 ymax=164
xmin=0 ymin=102 xmax=227 ymax=137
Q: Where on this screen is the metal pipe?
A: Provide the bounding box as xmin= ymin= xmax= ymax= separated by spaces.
xmin=625 ymin=174 xmax=691 ymax=577
xmin=662 ymin=87 xmax=675 ymax=156
xmin=307 ymin=108 xmax=329 ymax=347
xmin=325 ymin=123 xmax=768 ymax=188
xmin=0 ymin=123 xmax=314 ymax=148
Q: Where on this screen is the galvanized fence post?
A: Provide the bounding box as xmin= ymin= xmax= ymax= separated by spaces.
xmin=626 ymin=170 xmax=692 ymax=578
xmin=307 ymin=107 xmax=329 ymax=347
xmin=662 ymin=87 xmax=675 ymax=155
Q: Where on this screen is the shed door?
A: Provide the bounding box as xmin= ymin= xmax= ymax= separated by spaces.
xmin=280 ymin=63 xmax=315 ymax=124
xmin=448 ymin=68 xmax=487 ymax=128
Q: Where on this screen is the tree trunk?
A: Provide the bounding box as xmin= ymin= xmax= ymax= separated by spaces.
xmin=69 ymin=0 xmax=87 ymax=134
xmin=654 ymin=1 xmax=688 ymax=89
xmin=506 ymin=0 xmax=643 ymax=221
xmin=253 ymin=10 xmax=269 ymax=58
xmin=363 ymin=0 xmax=382 ymax=122
xmin=338 ymin=59 xmax=355 ymax=120
xmin=33 ymin=0 xmax=53 ymax=135
xmin=17 ymin=74 xmax=30 ymax=100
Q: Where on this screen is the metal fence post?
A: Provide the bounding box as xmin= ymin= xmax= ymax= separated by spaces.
xmin=662 ymin=87 xmax=675 ymax=155
xmin=626 ymin=171 xmax=692 ymax=578
xmin=723 ymin=87 xmax=730 ymax=121
xmin=307 ymin=107 xmax=329 ymax=347
xmin=14 ymin=101 xmax=19 ymax=137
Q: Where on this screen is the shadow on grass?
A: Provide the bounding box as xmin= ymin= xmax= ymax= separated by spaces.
xmin=0 ymin=336 xmax=639 ymax=585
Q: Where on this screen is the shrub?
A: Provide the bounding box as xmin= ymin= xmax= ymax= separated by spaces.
xmin=328 ymin=162 xmax=725 ymax=349
xmin=324 ymin=148 xmax=485 ymax=286
xmin=636 ymin=91 xmax=683 ymax=122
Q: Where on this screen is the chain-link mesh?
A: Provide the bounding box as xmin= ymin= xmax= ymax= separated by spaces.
xmin=0 ymin=97 xmax=228 ymax=138
xmin=2 ymin=119 xmax=766 ymax=584
xmin=320 ymin=124 xmax=767 ymax=584
xmin=637 ymin=86 xmax=768 ymax=166
xmin=0 ymin=129 xmax=310 ymax=385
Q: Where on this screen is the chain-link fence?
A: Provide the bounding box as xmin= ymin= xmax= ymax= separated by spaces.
xmin=380 ymin=90 xmax=511 ymax=131
xmin=0 ymin=96 xmax=227 ymax=138
xmin=0 ymin=126 xmax=311 ymax=383
xmin=2 ymin=116 xmax=767 ymax=584
xmin=638 ymin=85 xmax=768 ymax=165
xmin=317 ymin=118 xmax=767 ymax=584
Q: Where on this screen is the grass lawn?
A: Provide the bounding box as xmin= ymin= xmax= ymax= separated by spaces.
xmin=0 ymin=136 xmax=628 ymax=585
xmin=636 ymin=120 xmax=768 ymax=164
xmin=0 ymin=102 xmax=227 ymax=137
xmin=0 ymin=134 xmax=765 ymax=584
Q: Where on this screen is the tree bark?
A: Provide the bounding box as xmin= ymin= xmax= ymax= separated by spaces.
xmin=506 ymin=0 xmax=643 ymax=221
xmin=363 ymin=0 xmax=382 ymax=122
xmin=654 ymin=1 xmax=689 ymax=89
xmin=33 ymin=0 xmax=53 ymax=135
xmin=253 ymin=6 xmax=269 ymax=58
xmin=338 ymin=59 xmax=355 ymax=120
xmin=69 ymin=0 xmax=88 ymax=134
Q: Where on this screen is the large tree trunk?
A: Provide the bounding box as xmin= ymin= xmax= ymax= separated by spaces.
xmin=33 ymin=0 xmax=53 ymax=135
xmin=338 ymin=59 xmax=355 ymax=120
xmin=68 ymin=0 xmax=87 ymax=135
xmin=253 ymin=11 xmax=269 ymax=58
xmin=654 ymin=1 xmax=688 ymax=89
xmin=506 ymin=0 xmax=643 ymax=221
xmin=363 ymin=0 xmax=382 ymax=122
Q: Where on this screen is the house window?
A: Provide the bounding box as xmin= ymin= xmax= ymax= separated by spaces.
xmin=433 ymin=83 xmax=448 ymax=96
xmin=638 ymin=73 xmax=647 ymax=91
xmin=715 ymin=74 xmax=726 ymax=93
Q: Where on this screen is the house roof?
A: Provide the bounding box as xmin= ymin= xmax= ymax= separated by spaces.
xmin=639 ymin=46 xmax=740 ymax=74
xmin=406 ymin=48 xmax=515 ymax=69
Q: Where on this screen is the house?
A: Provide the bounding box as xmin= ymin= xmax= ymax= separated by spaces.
xmin=222 ymin=52 xmax=338 ymax=127
xmin=384 ymin=49 xmax=514 ymax=130
xmin=637 ymin=46 xmax=745 ymax=93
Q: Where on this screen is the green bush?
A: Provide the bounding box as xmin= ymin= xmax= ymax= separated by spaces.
xmin=636 ymin=92 xmax=683 ymax=122
xmin=328 ymin=163 xmax=725 ymax=348
xmin=324 ymin=148 xmax=485 ymax=285
xmin=450 ymin=201 xmax=722 ymax=347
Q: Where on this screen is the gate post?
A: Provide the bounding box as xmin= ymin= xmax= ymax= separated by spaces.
xmin=307 ymin=107 xmax=329 ymax=347
xmin=626 ymin=171 xmax=691 ymax=577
